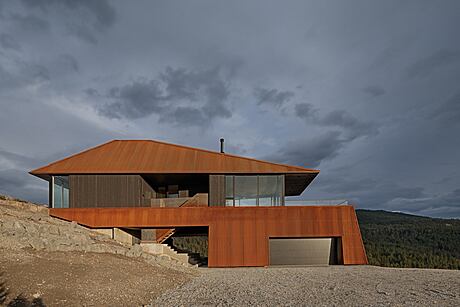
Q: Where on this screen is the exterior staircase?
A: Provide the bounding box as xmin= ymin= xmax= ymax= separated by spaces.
xmin=155 ymin=193 xmax=207 ymax=244
xmin=140 ymin=239 xmax=207 ymax=267
xmin=144 ymin=193 xmax=208 ymax=266
xmin=156 ymin=228 xmax=176 ymax=243
xmin=140 ymin=242 xmax=198 ymax=267
xmin=163 ymin=238 xmax=207 ymax=267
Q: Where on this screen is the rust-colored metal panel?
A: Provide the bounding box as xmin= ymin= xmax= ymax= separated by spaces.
xmin=30 ymin=140 xmax=319 ymax=176
xmin=49 ymin=205 xmax=367 ymax=267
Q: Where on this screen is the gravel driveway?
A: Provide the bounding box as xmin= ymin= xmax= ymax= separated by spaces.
xmin=152 ymin=265 xmax=460 ymax=306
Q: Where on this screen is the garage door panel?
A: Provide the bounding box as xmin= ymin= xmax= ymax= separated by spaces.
xmin=269 ymin=238 xmax=332 ymax=265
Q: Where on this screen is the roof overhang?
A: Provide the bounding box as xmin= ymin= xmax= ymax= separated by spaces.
xmin=285 ymin=172 xmax=319 ymax=196
xmin=30 ymin=140 xmax=320 ymax=193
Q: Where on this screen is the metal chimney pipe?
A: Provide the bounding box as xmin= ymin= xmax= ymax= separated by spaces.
xmin=220 ymin=138 xmax=224 ymax=153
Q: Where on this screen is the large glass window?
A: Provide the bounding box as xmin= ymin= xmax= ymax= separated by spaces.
xmin=225 ymin=176 xmax=234 ymax=206
xmin=258 ymin=175 xmax=283 ymax=206
xmin=225 ymin=175 xmax=284 ymax=207
xmin=234 ymin=176 xmax=258 ymax=206
xmin=53 ymin=176 xmax=69 ymax=208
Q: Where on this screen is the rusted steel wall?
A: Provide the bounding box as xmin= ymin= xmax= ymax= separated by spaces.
xmin=49 ymin=206 xmax=368 ymax=267
xmin=32 ymin=140 xmax=319 ymax=175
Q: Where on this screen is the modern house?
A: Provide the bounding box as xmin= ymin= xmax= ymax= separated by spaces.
xmin=30 ymin=139 xmax=367 ymax=267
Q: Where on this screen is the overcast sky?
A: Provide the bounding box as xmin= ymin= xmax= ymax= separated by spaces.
xmin=0 ymin=0 xmax=459 ymax=218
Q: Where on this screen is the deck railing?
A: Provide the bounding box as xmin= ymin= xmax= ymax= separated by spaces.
xmin=285 ymin=199 xmax=349 ymax=206
xmin=149 ymin=193 xmax=208 ymax=208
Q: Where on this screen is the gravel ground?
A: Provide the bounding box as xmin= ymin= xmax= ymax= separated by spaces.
xmin=152 ymin=265 xmax=460 ymax=306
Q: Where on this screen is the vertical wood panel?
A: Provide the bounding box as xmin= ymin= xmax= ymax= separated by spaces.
xmin=209 ymin=175 xmax=225 ymax=206
xmin=70 ymin=175 xmax=149 ymax=208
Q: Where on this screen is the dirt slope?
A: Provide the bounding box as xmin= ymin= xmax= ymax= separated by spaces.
xmin=0 ymin=196 xmax=197 ymax=306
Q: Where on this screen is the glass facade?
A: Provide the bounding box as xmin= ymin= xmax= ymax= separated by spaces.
xmin=258 ymin=175 xmax=283 ymax=206
xmin=225 ymin=175 xmax=234 ymax=206
xmin=234 ymin=176 xmax=258 ymax=206
xmin=53 ymin=176 xmax=69 ymax=208
xmin=225 ymin=175 xmax=284 ymax=207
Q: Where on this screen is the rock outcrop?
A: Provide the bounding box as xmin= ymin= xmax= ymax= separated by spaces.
xmin=0 ymin=197 xmax=195 ymax=272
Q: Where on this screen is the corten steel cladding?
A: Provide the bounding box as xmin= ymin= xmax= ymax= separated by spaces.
xmin=49 ymin=205 xmax=368 ymax=267
xmin=30 ymin=140 xmax=319 ymax=176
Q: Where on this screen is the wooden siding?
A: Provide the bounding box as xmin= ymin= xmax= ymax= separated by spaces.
xmin=69 ymin=175 xmax=155 ymax=208
xmin=49 ymin=205 xmax=368 ymax=267
xmin=209 ymin=175 xmax=225 ymax=206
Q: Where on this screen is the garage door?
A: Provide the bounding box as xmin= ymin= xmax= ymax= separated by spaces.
xmin=269 ymin=238 xmax=334 ymax=265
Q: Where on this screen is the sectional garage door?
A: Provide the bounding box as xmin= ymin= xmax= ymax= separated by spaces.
xmin=269 ymin=238 xmax=339 ymax=265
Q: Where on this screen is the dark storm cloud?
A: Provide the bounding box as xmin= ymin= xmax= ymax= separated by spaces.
xmin=265 ymin=131 xmax=344 ymax=168
xmin=346 ymin=182 xmax=425 ymax=208
xmin=97 ymin=67 xmax=232 ymax=126
xmin=431 ymin=91 xmax=460 ymax=124
xmin=160 ymin=67 xmax=231 ymax=118
xmin=0 ymin=149 xmax=48 ymax=203
xmin=313 ymin=175 xmax=428 ymax=212
xmin=362 ymin=85 xmax=385 ymax=97
xmin=0 ymin=61 xmax=49 ymax=91
xmin=294 ymin=103 xmax=318 ymax=120
xmin=266 ymin=104 xmax=379 ymax=168
xmin=0 ymin=169 xmax=48 ymax=204
xmin=100 ymin=78 xmax=164 ymax=119
xmin=254 ymin=87 xmax=294 ymax=108
xmin=0 ymin=0 xmax=116 ymax=44
xmin=56 ymin=54 xmax=79 ymax=72
xmin=319 ymin=110 xmax=378 ymax=140
xmin=9 ymin=13 xmax=49 ymax=32
xmin=385 ymin=188 xmax=460 ymax=218
xmin=21 ymin=0 xmax=116 ymax=29
xmin=0 ymin=33 xmax=21 ymax=51
xmin=67 ymin=24 xmax=98 ymax=44
xmin=406 ymin=49 xmax=460 ymax=78
xmin=161 ymin=106 xmax=207 ymax=127
xmin=0 ymin=149 xmax=39 ymax=168
xmin=295 ymin=103 xmax=378 ymax=140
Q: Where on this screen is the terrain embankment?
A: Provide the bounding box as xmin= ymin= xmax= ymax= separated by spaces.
xmin=0 ymin=196 xmax=197 ymax=306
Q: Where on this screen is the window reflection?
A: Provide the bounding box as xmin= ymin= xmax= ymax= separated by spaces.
xmin=225 ymin=175 xmax=284 ymax=207
xmin=225 ymin=175 xmax=234 ymax=206
xmin=53 ymin=176 xmax=69 ymax=208
xmin=234 ymin=176 xmax=258 ymax=206
xmin=258 ymin=175 xmax=282 ymax=206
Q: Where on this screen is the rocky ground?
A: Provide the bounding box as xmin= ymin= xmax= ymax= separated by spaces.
xmin=0 ymin=196 xmax=197 ymax=306
xmin=152 ymin=266 xmax=460 ymax=306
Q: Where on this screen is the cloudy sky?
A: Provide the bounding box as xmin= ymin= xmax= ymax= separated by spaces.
xmin=0 ymin=0 xmax=459 ymax=218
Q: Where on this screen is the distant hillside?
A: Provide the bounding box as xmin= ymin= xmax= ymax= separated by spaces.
xmin=356 ymin=209 xmax=460 ymax=270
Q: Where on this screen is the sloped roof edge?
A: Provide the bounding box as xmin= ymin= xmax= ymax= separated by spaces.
xmin=30 ymin=139 xmax=320 ymax=176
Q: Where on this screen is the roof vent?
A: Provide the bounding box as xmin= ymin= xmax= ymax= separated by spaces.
xmin=220 ymin=138 xmax=225 ymax=153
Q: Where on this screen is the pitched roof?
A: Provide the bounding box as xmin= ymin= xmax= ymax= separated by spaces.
xmin=30 ymin=140 xmax=319 ymax=177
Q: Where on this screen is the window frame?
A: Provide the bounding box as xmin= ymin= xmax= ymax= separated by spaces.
xmin=225 ymin=174 xmax=284 ymax=207
xmin=52 ymin=175 xmax=70 ymax=208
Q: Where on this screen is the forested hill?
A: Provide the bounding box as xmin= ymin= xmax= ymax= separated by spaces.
xmin=356 ymin=209 xmax=460 ymax=270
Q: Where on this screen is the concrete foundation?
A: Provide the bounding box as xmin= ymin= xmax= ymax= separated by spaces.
xmin=113 ymin=228 xmax=140 ymax=245
xmin=141 ymin=229 xmax=156 ymax=242
xmin=93 ymin=228 xmax=114 ymax=238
